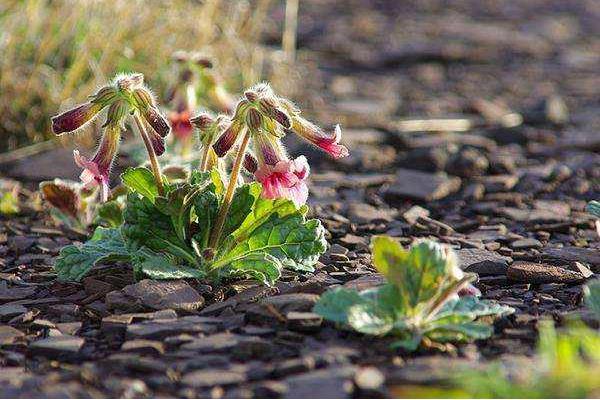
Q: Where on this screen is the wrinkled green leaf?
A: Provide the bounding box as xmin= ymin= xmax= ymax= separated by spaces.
xmin=94 ymin=200 xmax=124 ymax=227
xmin=313 ymin=287 xmax=370 ymax=324
xmin=54 ymin=227 xmax=130 ymax=281
xmin=232 ymin=195 xmax=302 ymax=242
xmin=122 ymin=194 xmax=196 ymax=265
xmin=121 ymin=167 xmax=159 ymax=202
xmin=434 ymin=296 xmax=514 ymax=322
xmin=221 ymin=183 xmax=261 ymax=242
xmin=584 ymin=280 xmax=600 ymax=319
xmin=426 ymin=322 xmax=493 ymax=341
xmin=347 ymin=302 xmax=394 ymax=335
xmin=0 ymin=191 xmax=19 ymax=215
xmin=221 ymin=252 xmax=282 ymax=286
xmin=586 ymin=200 xmax=600 ymax=218
xmin=218 ymin=212 xmax=326 ymax=272
xmin=135 ymin=252 xmax=206 ymax=280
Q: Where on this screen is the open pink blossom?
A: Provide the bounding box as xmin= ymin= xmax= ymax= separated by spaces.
xmin=72 ymin=125 xmax=120 ymax=202
xmin=255 ymin=156 xmax=310 ymax=205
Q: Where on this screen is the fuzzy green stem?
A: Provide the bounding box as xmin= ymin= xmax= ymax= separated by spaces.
xmin=133 ymin=113 xmax=164 ymax=196
xmin=208 ymin=129 xmax=251 ymax=249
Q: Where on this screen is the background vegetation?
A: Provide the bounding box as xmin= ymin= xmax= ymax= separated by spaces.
xmin=0 ymin=0 xmax=282 ymax=152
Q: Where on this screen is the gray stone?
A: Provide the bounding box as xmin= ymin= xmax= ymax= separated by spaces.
xmin=261 ymin=294 xmax=320 ymax=313
xmin=109 ymin=279 xmax=204 ymax=312
xmin=346 ymin=203 xmax=396 ymax=224
xmin=0 ymin=284 xmax=36 ymax=301
xmin=402 ymin=205 xmax=430 ymax=225
xmin=457 ymin=248 xmax=511 ymax=275
xmin=127 ymin=316 xmax=219 ymax=339
xmin=29 ymin=335 xmax=84 ymax=357
xmin=121 ymin=339 xmax=165 ymax=356
xmin=286 ymin=312 xmax=323 ymax=332
xmin=542 ymin=247 xmax=600 ymax=271
xmin=0 ymin=326 xmax=24 ymax=345
xmin=0 ymin=304 xmax=27 ymax=320
xmin=284 ymin=366 xmax=357 ymax=398
xmin=507 ymin=261 xmax=586 ymax=284
xmin=511 ymin=238 xmax=543 ymax=250
xmin=354 ymin=366 xmax=385 ymax=390
xmin=182 ymin=369 xmax=246 ymax=388
xmin=384 ymin=168 xmax=461 ymax=202
xmin=180 ymin=333 xmax=242 ymax=352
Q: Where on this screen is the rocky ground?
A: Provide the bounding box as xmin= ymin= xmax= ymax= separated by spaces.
xmin=1 ymin=0 xmax=599 ymax=398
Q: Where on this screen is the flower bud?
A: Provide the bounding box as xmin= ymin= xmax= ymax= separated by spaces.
xmin=243 ymin=153 xmax=258 ymax=173
xmin=132 ymin=88 xmax=170 ymax=138
xmin=213 ymin=120 xmax=242 ymax=157
xmin=51 ymin=102 xmax=103 ymax=135
xmin=244 ymin=90 xmax=258 ymax=103
xmin=40 ymin=179 xmax=80 ymax=218
xmin=190 ymin=113 xmax=214 ymax=130
xmin=91 ymin=86 xmax=119 ymax=106
xmin=116 ymin=73 xmax=144 ymax=92
xmin=246 ymin=108 xmax=263 ymax=131
xmin=103 ymin=100 xmax=129 ymax=128
xmin=258 ymin=98 xmax=291 ymax=129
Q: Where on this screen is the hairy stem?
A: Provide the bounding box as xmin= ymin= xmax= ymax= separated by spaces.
xmin=199 ymin=143 xmax=211 ymax=172
xmin=208 ymin=129 xmax=251 ymax=248
xmin=133 ymin=114 xmax=164 ymax=195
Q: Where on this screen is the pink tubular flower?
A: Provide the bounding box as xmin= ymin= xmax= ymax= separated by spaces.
xmin=73 ymin=124 xmax=121 ymax=202
xmin=255 ymin=156 xmax=310 ymax=206
xmin=168 ymin=110 xmax=193 ymax=140
xmin=289 ymin=120 xmax=349 ymax=159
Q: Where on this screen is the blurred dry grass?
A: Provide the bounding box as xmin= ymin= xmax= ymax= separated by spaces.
xmin=0 ymin=0 xmax=276 ymax=152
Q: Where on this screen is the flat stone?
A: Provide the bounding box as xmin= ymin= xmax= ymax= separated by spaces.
xmin=457 ymin=248 xmax=511 ymax=275
xmin=261 ymin=294 xmax=320 ymax=313
xmin=109 ymin=279 xmax=204 ymax=312
xmin=0 ymin=304 xmax=27 ymax=320
xmin=127 ymin=316 xmax=219 ymax=339
xmin=542 ymin=247 xmax=600 ymax=271
xmin=507 ymin=261 xmax=585 ymax=284
xmin=121 ymin=339 xmax=165 ymax=356
xmin=0 ymin=284 xmax=37 ymax=301
xmin=101 ymin=309 xmax=178 ymax=332
xmin=7 ymin=236 xmax=35 ymax=252
xmin=481 ymin=175 xmax=519 ymax=192
xmin=180 ymin=333 xmax=242 ymax=353
xmin=344 ymin=274 xmax=386 ymax=291
xmin=511 ymin=238 xmax=543 ymax=250
xmin=497 ymin=207 xmax=567 ymax=223
xmin=286 ymin=312 xmax=323 ymax=332
xmin=346 ymin=203 xmax=396 ymax=224
xmin=0 ymin=326 xmax=24 ymax=345
xmin=383 ymin=168 xmax=461 ymax=202
xmin=354 ymin=366 xmax=385 ymax=391
xmin=284 ymin=366 xmax=357 ymax=398
xmin=182 ymin=369 xmax=246 ymax=388
xmin=28 ymin=335 xmax=84 ymax=357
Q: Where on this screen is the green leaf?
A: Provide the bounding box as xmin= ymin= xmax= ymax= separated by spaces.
xmin=220 ymin=252 xmax=282 ymax=286
xmin=390 ymin=334 xmax=423 ymax=351
xmin=54 ymin=227 xmax=130 ymax=281
xmin=221 ymin=183 xmax=261 ymax=243
xmin=371 ymin=237 xmax=458 ymax=313
xmin=586 ymin=200 xmax=600 ymax=218
xmin=134 ymin=252 xmax=206 ymax=280
xmin=155 ymin=181 xmax=211 ymax=243
xmin=433 ymin=296 xmax=514 ymax=322
xmin=121 ymin=167 xmax=159 ymax=202
xmin=347 ymin=302 xmax=394 ymax=335
xmin=232 ymin=195 xmax=300 ymax=243
xmin=0 ymin=191 xmax=19 ymax=215
xmin=584 ymin=280 xmax=600 ymax=319
xmin=94 ymin=200 xmax=124 ymax=227
xmin=426 ymin=322 xmax=493 ymax=342
xmin=218 ymin=212 xmax=327 ymax=272
xmin=122 ymin=194 xmax=197 ymax=265
xmin=191 ymin=187 xmax=219 ymax=250
xmin=313 ymin=287 xmax=369 ymax=324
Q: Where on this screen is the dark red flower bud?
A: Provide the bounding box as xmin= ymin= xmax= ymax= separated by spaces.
xmin=243 ymin=153 xmax=258 ymax=173
xmin=51 ymin=102 xmax=103 ymax=135
xmin=190 ymin=113 xmax=214 ymax=130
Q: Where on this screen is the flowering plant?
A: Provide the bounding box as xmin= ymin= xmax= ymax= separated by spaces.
xmin=51 ymin=75 xmax=347 ymax=285
xmin=314 ymin=236 xmax=513 ymax=351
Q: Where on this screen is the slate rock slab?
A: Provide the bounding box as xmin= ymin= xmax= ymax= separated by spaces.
xmin=108 ymin=279 xmax=204 ymax=312
xmin=0 ymin=326 xmax=24 ymax=345
xmin=542 ymin=247 xmax=600 ymax=271
xmin=28 ymin=335 xmax=84 ymax=358
xmin=457 ymin=248 xmax=511 ymax=275
xmin=507 ymin=261 xmax=586 ymax=284
xmin=383 ymin=168 xmax=461 ymax=202
xmin=284 ymin=366 xmax=357 ymax=398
